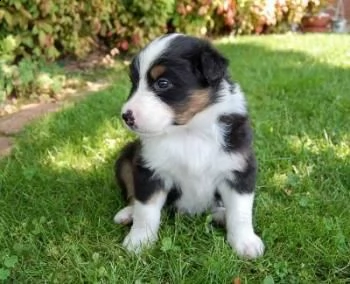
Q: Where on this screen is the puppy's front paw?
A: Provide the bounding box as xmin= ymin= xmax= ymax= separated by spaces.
xmin=228 ymin=232 xmax=264 ymax=259
xmin=122 ymin=229 xmax=157 ymax=253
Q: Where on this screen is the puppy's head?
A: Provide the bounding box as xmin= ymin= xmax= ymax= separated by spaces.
xmin=121 ymin=34 xmax=228 ymax=135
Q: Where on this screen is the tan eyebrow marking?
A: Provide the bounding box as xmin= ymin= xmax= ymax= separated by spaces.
xmin=150 ymin=65 xmax=166 ymax=80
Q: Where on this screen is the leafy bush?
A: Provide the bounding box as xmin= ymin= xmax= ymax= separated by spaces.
xmin=0 ymin=58 xmax=66 ymax=102
xmin=111 ymin=0 xmax=175 ymax=51
xmin=233 ymin=0 xmax=330 ymax=34
xmin=0 ymin=0 xmax=331 ymax=103
xmin=170 ymin=0 xmax=329 ymax=36
xmin=0 ymin=36 xmax=70 ymax=103
xmin=0 ymin=0 xmax=330 ymax=62
xmin=212 ymin=0 xmax=238 ymax=34
xmin=0 ymin=0 xmax=174 ymax=61
xmin=0 ymin=0 xmax=174 ymax=103
xmin=171 ymin=0 xmax=218 ymax=36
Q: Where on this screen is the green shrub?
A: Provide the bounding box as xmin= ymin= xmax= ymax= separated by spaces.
xmin=0 ymin=0 xmax=330 ymax=103
xmin=0 ymin=0 xmax=175 ymax=61
xmin=0 ymin=33 xmax=66 ymax=102
xmin=0 ymin=0 xmax=329 ymax=62
xmin=0 ymin=58 xmax=66 ymax=102
xmin=0 ymin=0 xmax=175 ymax=103
xmin=232 ymin=0 xmax=329 ymax=34
xmin=170 ymin=0 xmax=238 ymax=37
xmin=171 ymin=0 xmax=218 ymax=36
xmin=111 ymin=0 xmax=175 ymax=51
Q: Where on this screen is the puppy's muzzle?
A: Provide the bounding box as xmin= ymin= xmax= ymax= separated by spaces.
xmin=122 ymin=110 xmax=135 ymax=128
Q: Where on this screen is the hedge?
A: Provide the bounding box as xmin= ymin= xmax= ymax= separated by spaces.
xmin=0 ymin=0 xmax=328 ymax=61
xmin=0 ymin=0 xmax=327 ymax=102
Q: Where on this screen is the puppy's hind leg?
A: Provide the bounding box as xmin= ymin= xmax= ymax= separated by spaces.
xmin=211 ymin=193 xmax=226 ymax=226
xmin=114 ymin=205 xmax=133 ymax=225
xmin=211 ymin=206 xmax=226 ymax=226
xmin=114 ymin=141 xmax=140 ymax=225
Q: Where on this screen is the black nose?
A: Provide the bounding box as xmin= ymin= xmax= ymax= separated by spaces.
xmin=122 ymin=110 xmax=135 ymax=127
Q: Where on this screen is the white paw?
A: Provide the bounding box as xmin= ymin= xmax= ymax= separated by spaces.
xmin=114 ymin=206 xmax=133 ymax=225
xmin=228 ymin=232 xmax=264 ymax=259
xmin=122 ymin=229 xmax=157 ymax=253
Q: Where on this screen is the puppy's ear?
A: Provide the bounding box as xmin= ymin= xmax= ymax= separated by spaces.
xmin=199 ymin=44 xmax=228 ymax=86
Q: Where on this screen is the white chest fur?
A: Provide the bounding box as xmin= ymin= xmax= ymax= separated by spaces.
xmin=141 ymin=122 xmax=246 ymax=214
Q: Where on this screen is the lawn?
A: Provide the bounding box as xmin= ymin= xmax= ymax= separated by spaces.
xmin=0 ymin=34 xmax=349 ymax=283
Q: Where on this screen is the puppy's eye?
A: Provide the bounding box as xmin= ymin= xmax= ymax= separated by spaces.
xmin=154 ymin=78 xmax=172 ymax=90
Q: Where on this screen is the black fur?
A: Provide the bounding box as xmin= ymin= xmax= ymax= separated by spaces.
xmin=218 ymin=113 xmax=253 ymax=152
xmin=146 ymin=57 xmax=201 ymax=105
xmin=165 ymin=187 xmax=182 ymax=207
xmin=160 ymin=35 xmax=228 ymax=87
xmin=133 ymin=158 xmax=164 ymax=203
xmin=130 ymin=35 xmax=229 ymax=110
xmin=199 ymin=47 xmax=228 ymax=87
xmin=227 ymin=154 xmax=257 ymax=194
xmin=115 ymin=140 xmax=164 ymax=203
xmin=218 ymin=112 xmax=257 ymax=194
xmin=128 ymin=56 xmax=140 ymax=97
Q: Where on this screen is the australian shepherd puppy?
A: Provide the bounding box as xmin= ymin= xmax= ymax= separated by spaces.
xmin=113 ymin=34 xmax=264 ymax=259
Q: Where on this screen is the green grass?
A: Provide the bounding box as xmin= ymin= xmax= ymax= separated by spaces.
xmin=1 ymin=34 xmax=350 ymax=283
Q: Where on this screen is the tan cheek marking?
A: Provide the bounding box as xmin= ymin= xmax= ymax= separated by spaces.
xmin=175 ymin=89 xmax=211 ymax=124
xmin=150 ymin=65 xmax=166 ymax=80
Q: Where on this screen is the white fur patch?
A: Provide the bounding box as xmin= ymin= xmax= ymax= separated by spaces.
xmin=219 ymin=184 xmax=264 ymax=259
xmin=122 ymin=89 xmax=174 ymax=134
xmin=122 ymin=192 xmax=166 ymax=253
xmin=139 ymin=34 xmax=181 ymax=77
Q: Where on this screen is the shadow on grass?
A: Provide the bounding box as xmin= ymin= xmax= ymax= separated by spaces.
xmin=0 ymin=36 xmax=349 ymax=282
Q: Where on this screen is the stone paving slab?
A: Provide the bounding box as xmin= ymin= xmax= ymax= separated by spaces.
xmin=0 ymin=102 xmax=62 ymax=135
xmin=0 ymin=102 xmax=63 ymax=159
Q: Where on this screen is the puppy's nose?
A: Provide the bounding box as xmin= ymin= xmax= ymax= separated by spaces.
xmin=122 ymin=110 xmax=135 ymax=127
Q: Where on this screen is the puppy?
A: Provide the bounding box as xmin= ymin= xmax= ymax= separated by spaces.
xmin=114 ymin=34 xmax=264 ymax=259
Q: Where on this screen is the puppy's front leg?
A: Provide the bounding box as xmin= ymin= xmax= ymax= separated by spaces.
xmin=219 ymin=183 xmax=264 ymax=259
xmin=121 ymin=158 xmax=167 ymax=253
xmin=123 ymin=191 xmax=166 ymax=252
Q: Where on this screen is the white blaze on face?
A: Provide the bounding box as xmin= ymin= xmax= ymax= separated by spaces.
xmin=122 ymin=34 xmax=181 ymax=135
